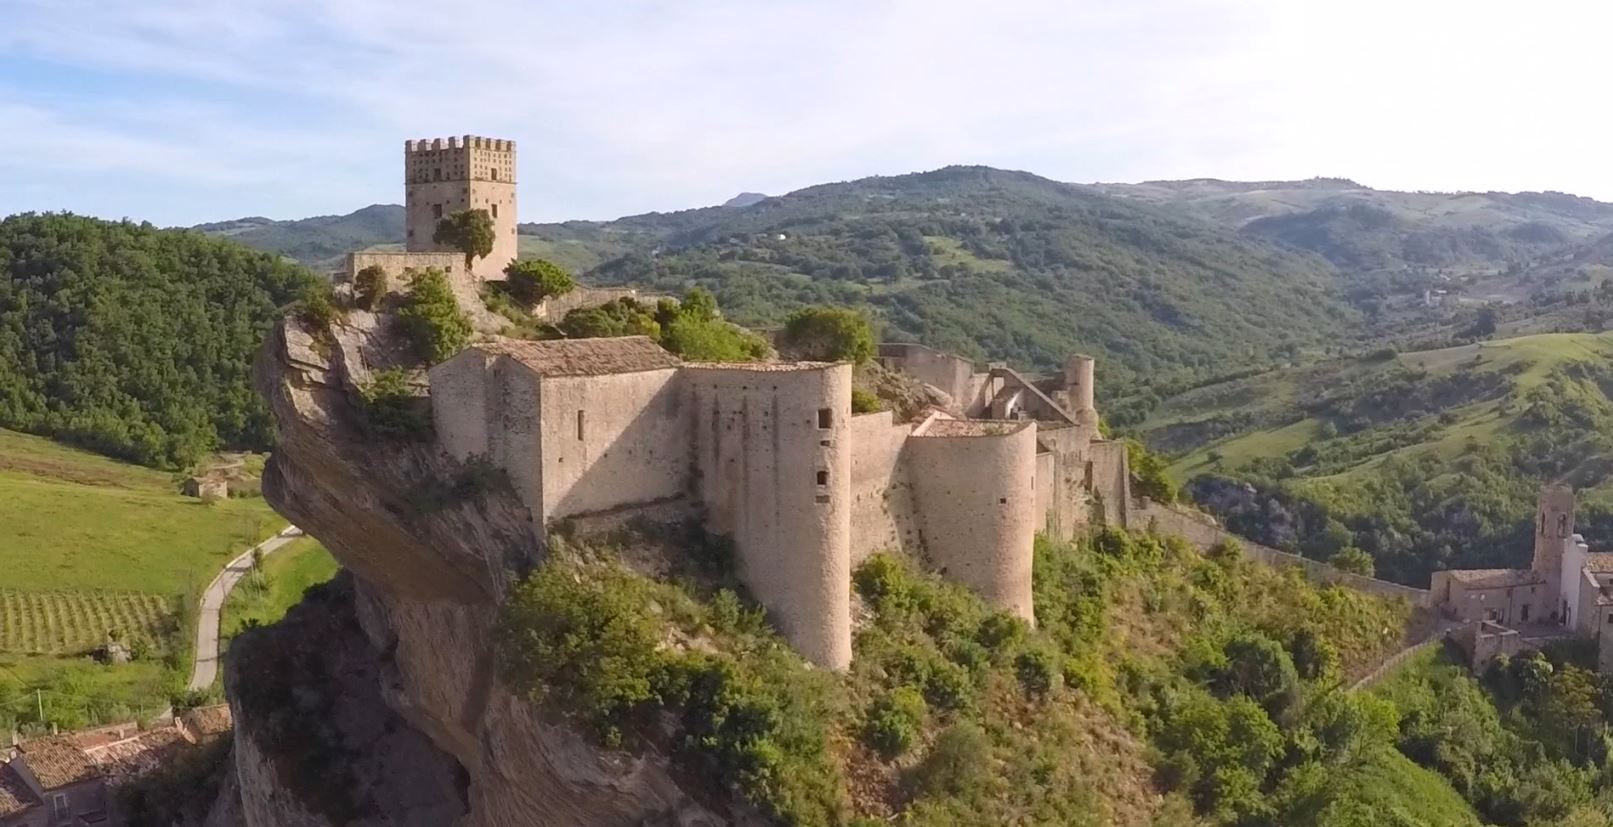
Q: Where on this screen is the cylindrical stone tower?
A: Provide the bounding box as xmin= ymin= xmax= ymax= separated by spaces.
xmin=684 ymin=362 xmax=853 ymax=669
xmin=908 ymin=419 xmax=1038 ymax=623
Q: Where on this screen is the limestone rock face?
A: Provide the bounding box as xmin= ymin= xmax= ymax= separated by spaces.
xmin=223 ymin=315 xmax=739 ymax=827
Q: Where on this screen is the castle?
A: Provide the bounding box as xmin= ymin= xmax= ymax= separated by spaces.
xmin=428 ymin=338 xmax=1130 ymax=669
xmin=1432 ymin=485 xmax=1613 ymax=670
xmin=336 ymin=134 xmax=1135 ymax=669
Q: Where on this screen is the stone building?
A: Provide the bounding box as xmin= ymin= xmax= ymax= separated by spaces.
xmin=430 ymin=336 xmax=1131 ymax=668
xmin=0 ymin=737 xmax=113 ymax=826
xmin=1435 ymin=485 xmax=1613 ymax=667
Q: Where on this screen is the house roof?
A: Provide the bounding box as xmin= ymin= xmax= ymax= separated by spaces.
xmin=181 ymin=704 xmax=234 ymax=739
xmin=1443 ymin=568 xmax=1545 ymax=588
xmin=0 ymin=762 xmax=40 ymax=818
xmin=1585 ymin=552 xmax=1613 ymax=573
xmin=16 ymin=737 xmax=100 ymax=790
xmin=484 ymin=336 xmax=680 ymax=377
xmin=914 ymin=418 xmax=1032 ymax=437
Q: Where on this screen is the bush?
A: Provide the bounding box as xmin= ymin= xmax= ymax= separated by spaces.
xmin=353 ymin=265 xmax=388 ymax=310
xmin=397 ymin=268 xmax=472 ymax=364
xmin=1014 ymin=647 xmax=1059 ymax=698
xmin=913 ymin=722 xmax=990 ymax=796
xmin=851 ymin=387 xmax=883 ymax=413
xmin=779 ymin=306 xmax=876 ymax=363
xmin=1328 ymin=547 xmax=1375 ymax=577
xmin=863 ymin=686 xmax=927 ymax=758
xmin=504 ymin=258 xmax=575 ymax=306
xmin=297 ymin=281 xmax=339 ymax=332
xmin=357 ymin=369 xmax=433 ymax=441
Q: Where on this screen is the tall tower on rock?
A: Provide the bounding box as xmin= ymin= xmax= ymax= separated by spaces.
xmin=403 ymin=135 xmax=518 ymax=281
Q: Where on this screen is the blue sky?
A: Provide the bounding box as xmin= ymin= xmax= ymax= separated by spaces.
xmin=2 ymin=0 xmax=1610 ymax=226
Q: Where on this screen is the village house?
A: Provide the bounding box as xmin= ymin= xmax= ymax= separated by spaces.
xmin=0 ymin=737 xmax=113 ymax=826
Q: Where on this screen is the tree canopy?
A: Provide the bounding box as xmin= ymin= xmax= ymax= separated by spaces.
xmin=779 ymin=306 xmax=876 ymax=363
xmin=0 ymin=212 xmax=315 ymax=467
xmin=504 ymin=258 xmax=575 ymax=306
xmin=433 ymin=209 xmax=495 ymax=268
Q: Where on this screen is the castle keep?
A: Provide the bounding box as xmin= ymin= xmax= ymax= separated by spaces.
xmin=429 ymin=337 xmax=1129 ymax=669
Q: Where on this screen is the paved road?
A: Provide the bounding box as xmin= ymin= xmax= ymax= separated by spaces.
xmin=186 ymin=526 xmax=303 ymax=691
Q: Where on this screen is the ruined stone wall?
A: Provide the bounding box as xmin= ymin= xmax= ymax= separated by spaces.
xmin=488 ymin=359 xmax=544 ymax=523
xmin=535 ymin=288 xmax=647 ymax=321
xmin=538 ymin=369 xmax=689 ymax=522
xmin=1140 ymin=502 xmax=1432 ymax=606
xmin=344 ymin=251 xmax=497 ymax=331
xmin=685 ymin=363 xmax=853 ymax=669
xmin=429 ymin=349 xmax=493 ymax=462
xmin=1087 ymin=439 xmax=1131 ymax=528
xmin=1034 ymin=451 xmax=1056 ymax=535
xmin=846 ymin=410 xmax=920 ymax=565
xmin=877 ymin=343 xmax=988 ymax=411
xmin=1034 ymin=426 xmax=1094 ymax=539
xmin=908 ymin=422 xmax=1038 ymax=623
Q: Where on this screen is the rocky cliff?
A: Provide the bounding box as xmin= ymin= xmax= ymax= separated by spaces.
xmin=219 ymin=311 xmax=742 ymax=826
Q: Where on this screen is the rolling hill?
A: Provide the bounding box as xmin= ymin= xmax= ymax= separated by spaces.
xmin=1138 ymin=330 xmax=1613 ymax=585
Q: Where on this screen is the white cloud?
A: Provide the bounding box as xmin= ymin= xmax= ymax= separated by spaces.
xmin=2 ymin=0 xmax=1611 ymax=224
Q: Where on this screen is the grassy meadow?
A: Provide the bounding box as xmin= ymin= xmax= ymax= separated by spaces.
xmin=221 ymin=537 xmax=339 ymax=642
xmin=0 ymin=428 xmax=285 ymax=730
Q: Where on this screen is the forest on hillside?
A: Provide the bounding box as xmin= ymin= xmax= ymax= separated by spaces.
xmin=0 ymin=213 xmax=316 ymax=468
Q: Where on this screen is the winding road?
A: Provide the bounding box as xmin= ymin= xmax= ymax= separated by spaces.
xmin=186 ymin=525 xmax=303 ymax=691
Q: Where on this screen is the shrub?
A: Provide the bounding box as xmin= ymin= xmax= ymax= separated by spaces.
xmin=853 ymin=555 xmax=913 ymax=613
xmin=913 ymin=722 xmax=990 ymax=796
xmin=504 ymin=258 xmax=575 ymax=306
xmin=1014 ymin=647 xmax=1059 ymax=698
xmin=863 ymin=686 xmax=927 ymax=758
xmin=1328 ymin=547 xmax=1375 ymax=577
xmin=397 ymin=268 xmax=472 ymax=364
xmin=353 ymin=265 xmax=388 ymax=310
xmin=296 ymin=281 xmax=339 ymax=332
xmin=851 ymin=387 xmax=883 ymax=413
xmin=661 ymin=316 xmax=769 ymax=362
xmin=779 ymin=306 xmax=876 ymax=363
xmin=357 ymin=369 xmax=433 ymax=441
xmin=974 ymin=612 xmax=1028 ymax=653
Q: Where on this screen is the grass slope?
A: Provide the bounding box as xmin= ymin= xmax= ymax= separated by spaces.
xmin=0 ymin=428 xmax=283 ymax=731
xmin=221 ymin=538 xmax=339 ymax=641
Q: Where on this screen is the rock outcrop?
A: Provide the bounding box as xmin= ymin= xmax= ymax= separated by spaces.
xmin=221 ymin=313 xmax=740 ymax=826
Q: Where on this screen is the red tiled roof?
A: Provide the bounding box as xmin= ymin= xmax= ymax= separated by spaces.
xmin=0 ymin=762 xmax=41 ymax=818
xmin=1443 ymin=568 xmax=1545 ymax=588
xmin=17 ymin=736 xmax=100 ymax=790
xmin=483 ymin=336 xmax=680 ymax=377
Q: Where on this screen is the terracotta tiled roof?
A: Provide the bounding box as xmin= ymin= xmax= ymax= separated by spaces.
xmin=1585 ymin=552 xmax=1613 ymax=573
xmin=1443 ymin=568 xmax=1545 ymax=588
xmin=17 ymin=736 xmax=100 ymax=790
xmin=181 ymin=704 xmax=234 ymax=739
xmin=484 ymin=336 xmax=680 ymax=377
xmin=85 ymin=730 xmax=186 ymax=788
xmin=0 ymin=762 xmax=41 ymax=818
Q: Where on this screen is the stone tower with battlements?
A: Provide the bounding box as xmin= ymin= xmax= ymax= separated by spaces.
xmin=404 ymin=135 xmax=518 ymax=282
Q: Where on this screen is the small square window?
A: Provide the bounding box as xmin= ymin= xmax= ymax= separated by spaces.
xmin=817 ymin=408 xmax=832 ymax=429
xmin=816 ymin=470 xmax=829 ymax=486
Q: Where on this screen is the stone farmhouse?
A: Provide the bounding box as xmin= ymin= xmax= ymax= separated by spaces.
xmin=1433 ymin=485 xmax=1613 ymax=670
xmin=429 ymin=336 xmax=1131 ymax=669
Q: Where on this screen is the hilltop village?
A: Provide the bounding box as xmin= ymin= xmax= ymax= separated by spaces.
xmin=337 ymin=135 xmax=1137 ymax=667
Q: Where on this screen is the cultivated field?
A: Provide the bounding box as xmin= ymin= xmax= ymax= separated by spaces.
xmin=0 ymin=590 xmax=170 ymax=655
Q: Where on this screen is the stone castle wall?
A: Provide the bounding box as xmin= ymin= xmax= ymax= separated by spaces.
xmin=535 ymin=288 xmax=646 ymax=321
xmin=1087 ymin=440 xmax=1131 ymax=527
xmin=684 ymin=363 xmax=854 ymax=669
xmin=539 ymin=370 xmax=689 ymax=522
xmin=846 ymin=410 xmax=921 ymax=566
xmin=1139 ymin=502 xmax=1432 ymax=606
xmin=908 ymin=421 xmax=1038 ymax=622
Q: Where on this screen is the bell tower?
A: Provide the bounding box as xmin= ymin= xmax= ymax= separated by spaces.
xmin=403 ymin=135 xmax=518 ymax=281
xmin=1531 ymin=483 xmax=1575 ymax=589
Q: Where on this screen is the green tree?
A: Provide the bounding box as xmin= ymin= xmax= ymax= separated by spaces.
xmin=397 ymin=268 xmax=472 ymax=363
xmin=680 ymin=286 xmax=719 ymax=322
xmin=1328 ymin=547 xmax=1375 ymax=577
xmin=353 ymin=265 xmax=389 ymax=310
xmin=433 ymin=208 xmax=496 ymax=269
xmin=1127 ymin=439 xmax=1177 ymax=503
xmin=779 ymin=306 xmax=875 ymax=363
xmin=504 ymin=258 xmax=575 ymax=306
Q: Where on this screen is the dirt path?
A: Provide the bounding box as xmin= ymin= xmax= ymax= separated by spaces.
xmin=186 ymin=526 xmax=302 ymax=691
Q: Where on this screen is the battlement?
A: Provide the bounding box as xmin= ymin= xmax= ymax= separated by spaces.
xmin=403 ymin=135 xmax=516 ymax=185
xmin=404 ymin=135 xmax=516 ymax=152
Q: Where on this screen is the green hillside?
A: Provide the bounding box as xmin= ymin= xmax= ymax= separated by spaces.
xmin=1140 ymin=331 xmax=1613 ymax=584
xmin=0 ymin=428 xmax=283 ymax=730
xmin=582 ymin=166 xmax=1359 ymax=385
xmin=0 ymin=213 xmax=318 ymax=467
